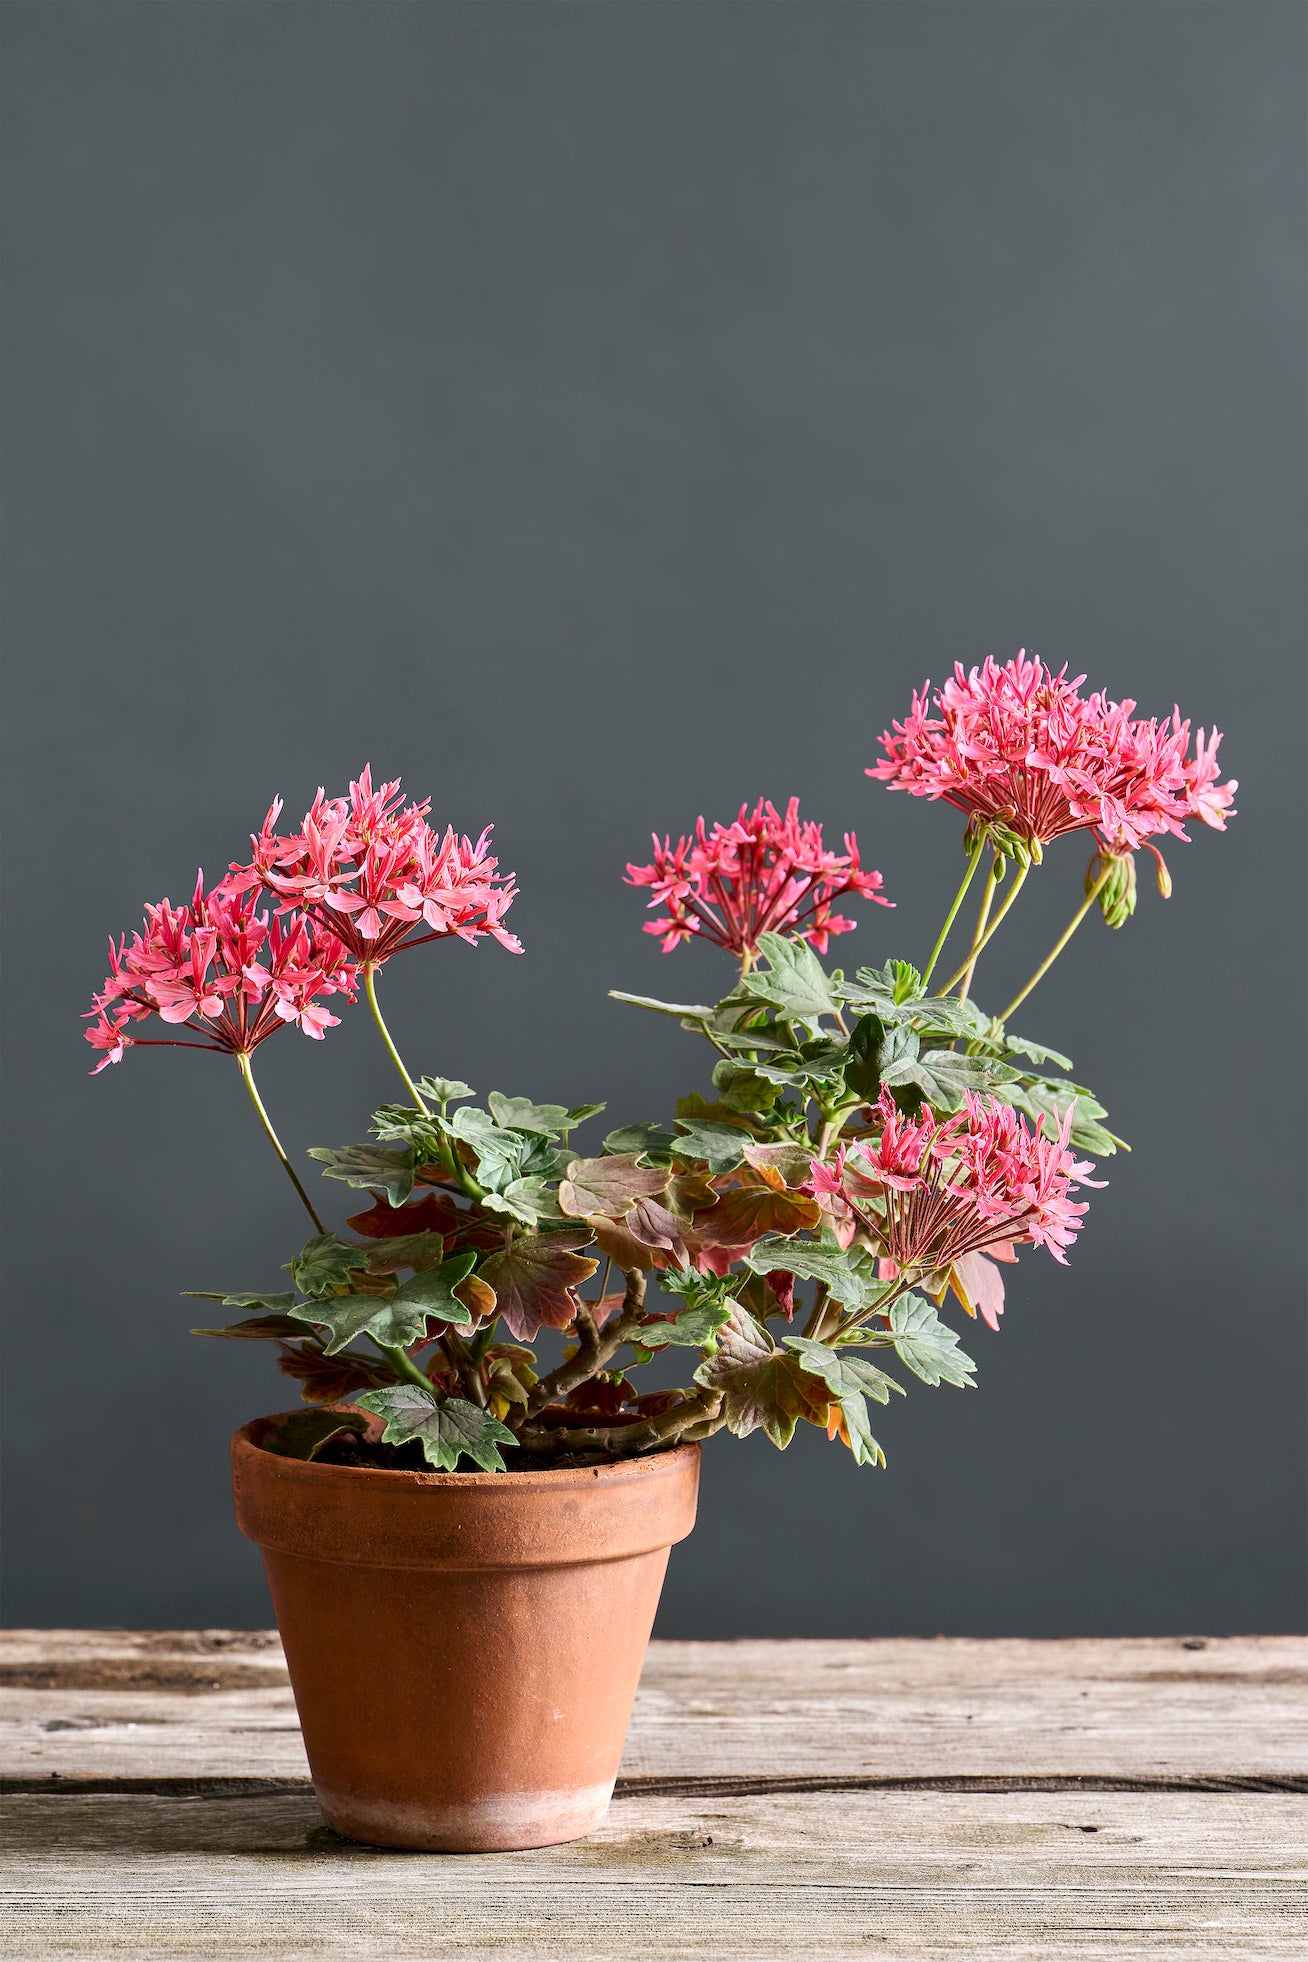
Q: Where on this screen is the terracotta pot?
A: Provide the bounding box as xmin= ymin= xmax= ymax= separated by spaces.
xmin=231 ymin=1415 xmax=699 ymax=1852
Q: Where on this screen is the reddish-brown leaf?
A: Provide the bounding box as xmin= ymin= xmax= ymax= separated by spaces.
xmin=453 ymin=1273 xmax=498 ymax=1322
xmin=275 ymin=1342 xmax=390 ymax=1404
xmin=693 ymin=1185 xmax=820 ymax=1248
xmin=589 ymin=1214 xmax=656 ymax=1273
xmin=557 ymin=1154 xmax=670 ymax=1219
xmin=741 ymin=1141 xmax=817 ymax=1188
xmin=478 ymin=1234 xmax=599 ymax=1341
xmin=564 ymin=1374 xmax=636 ymax=1418
xmin=347 ymin=1191 xmax=461 ymax=1239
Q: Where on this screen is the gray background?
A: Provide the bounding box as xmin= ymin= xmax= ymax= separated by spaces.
xmin=3 ymin=0 xmax=1304 ymax=1636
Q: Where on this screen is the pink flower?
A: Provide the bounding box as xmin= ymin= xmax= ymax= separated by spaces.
xmin=225 ymin=766 xmax=521 ymax=964
xmin=870 ymin=653 xmax=1237 ymax=858
xmin=85 ymin=873 xmax=358 ymax=1071
xmin=626 ymin=797 xmax=891 ymax=961
xmin=813 ymin=1088 xmax=1104 ymax=1274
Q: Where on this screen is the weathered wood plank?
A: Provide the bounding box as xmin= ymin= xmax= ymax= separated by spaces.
xmin=3 ymin=1632 xmax=1304 ymax=1783
xmin=3 ymin=1787 xmax=1304 ymax=1960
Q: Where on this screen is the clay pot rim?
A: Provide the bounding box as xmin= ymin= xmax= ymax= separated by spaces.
xmin=237 ymin=1413 xmax=699 ymax=1494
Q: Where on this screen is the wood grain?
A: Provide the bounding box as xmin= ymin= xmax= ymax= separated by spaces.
xmin=3 ymin=1630 xmax=1304 ymax=1784
xmin=3 ymin=1633 xmax=1304 ymax=1959
xmin=3 ymin=1787 xmax=1305 ymax=1959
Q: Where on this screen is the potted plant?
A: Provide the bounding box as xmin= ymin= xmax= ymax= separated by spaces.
xmin=85 ymin=657 xmax=1235 ymax=1851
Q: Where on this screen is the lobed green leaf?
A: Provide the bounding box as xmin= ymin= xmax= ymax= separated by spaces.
xmin=354 ymin=1386 xmax=516 ymax=1472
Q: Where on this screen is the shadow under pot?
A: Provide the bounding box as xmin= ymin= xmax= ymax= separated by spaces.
xmin=230 ymin=1416 xmax=700 ymax=1853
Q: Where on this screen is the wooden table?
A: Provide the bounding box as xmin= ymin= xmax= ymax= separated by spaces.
xmin=2 ymin=1631 xmax=1304 ymax=1959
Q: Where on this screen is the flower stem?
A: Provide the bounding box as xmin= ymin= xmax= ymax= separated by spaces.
xmin=999 ymin=865 xmax=1113 ymax=1021
xmin=921 ymin=835 xmax=986 ymax=988
xmin=376 ymin=1341 xmax=437 ymax=1394
xmin=363 ymin=964 xmax=430 ymax=1112
xmin=939 ymin=857 xmax=1030 ymax=1000
xmin=236 ymin=1051 xmax=326 ymax=1233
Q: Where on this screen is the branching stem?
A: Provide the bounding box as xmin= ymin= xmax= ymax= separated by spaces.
xmin=938 ymin=857 xmax=1030 ymax=1000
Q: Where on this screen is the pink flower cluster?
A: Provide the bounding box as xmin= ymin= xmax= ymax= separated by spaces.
xmin=626 ymin=797 xmax=891 ymax=960
xmin=811 ymin=1088 xmax=1104 ymax=1274
xmin=86 ymin=767 xmax=520 ymax=1073
xmin=85 ymin=874 xmax=358 ymax=1072
xmin=870 ymin=653 xmax=1237 ymax=857
xmin=225 ymin=766 xmax=521 ymax=963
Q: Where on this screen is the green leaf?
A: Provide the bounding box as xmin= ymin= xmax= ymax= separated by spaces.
xmin=877 ymin=1294 xmax=976 ymax=1389
xmin=906 ymin=995 xmax=992 ymax=1043
xmin=308 ymin=1143 xmax=415 ymax=1207
xmin=565 ymin=1103 xmax=607 ymax=1129
xmin=370 ymin=1104 xmax=445 ymax=1155
xmin=637 ymin=1300 xmax=732 ymax=1349
xmin=841 ymin=960 xmax=926 ymax=1012
xmin=260 ymin=1408 xmax=369 ymax=1461
xmin=191 ymin=1314 xmax=308 ymax=1340
xmin=446 ymin=1106 xmax=531 ymax=1191
xmin=480 ymin=1176 xmax=567 ymax=1225
xmin=750 ymin=1039 xmax=849 ymax=1088
xmin=290 ymin=1234 xmax=365 ymax=1296
xmin=602 ymin=1121 xmax=678 ymax=1163
xmin=692 ymin=1305 xmax=823 ymax=1448
xmin=738 ymin=933 xmax=839 ymax=1027
xmin=834 ymin=1394 xmax=888 ymax=1468
xmin=389 ymin=1249 xmax=479 ymax=1322
xmin=669 ymin=1119 xmax=751 ymax=1175
xmin=742 ymin=1239 xmax=888 ymax=1316
xmin=487 ymin=1093 xmax=571 ymax=1138
xmin=711 ymin=1059 xmax=780 ymax=1113
xmin=416 ymin=1076 xmax=475 ymax=1105
xmin=354 ymin=1386 xmax=517 ymax=1471
xmin=843 ymin=1014 xmax=918 ymax=1101
xmin=191 ymin=1290 xmax=296 ymax=1313
xmin=996 ymin=1032 xmax=1075 ymax=1070
xmin=557 ymin=1153 xmax=671 ymax=1218
xmin=882 ymin=1048 xmax=1016 ymax=1111
xmin=287 ymin=1252 xmax=477 ymax=1353
xmin=782 ymin=1335 xmax=905 ymax=1405
xmin=608 ymin=990 xmax=717 ymax=1020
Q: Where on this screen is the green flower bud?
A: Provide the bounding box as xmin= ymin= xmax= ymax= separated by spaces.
xmin=985 ymin=822 xmax=1036 ymax=869
xmin=1088 ymin=850 xmax=1136 ymax=930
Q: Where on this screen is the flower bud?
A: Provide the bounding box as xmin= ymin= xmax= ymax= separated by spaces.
xmin=1087 ymin=850 xmax=1136 ymax=930
xmin=986 ymin=823 xmax=1035 ymax=868
xmin=1147 ymin=846 xmax=1173 ymax=899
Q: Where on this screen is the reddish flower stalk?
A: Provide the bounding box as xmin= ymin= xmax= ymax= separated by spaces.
xmin=84 ymin=873 xmax=358 ymax=1072
xmin=870 ymin=653 xmax=1237 ymax=859
xmin=226 ymin=765 xmax=521 ymax=966
xmin=626 ymin=797 xmax=891 ymax=963
xmin=810 ymin=1089 xmax=1104 ymax=1282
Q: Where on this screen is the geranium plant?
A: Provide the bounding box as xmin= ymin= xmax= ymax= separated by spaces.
xmin=87 ymin=658 xmax=1235 ymax=1474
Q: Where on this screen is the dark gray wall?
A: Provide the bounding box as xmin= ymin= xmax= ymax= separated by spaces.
xmin=3 ymin=0 xmax=1304 ymax=1636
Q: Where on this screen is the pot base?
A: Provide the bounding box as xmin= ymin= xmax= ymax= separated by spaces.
xmin=316 ymin=1777 xmax=617 ymax=1853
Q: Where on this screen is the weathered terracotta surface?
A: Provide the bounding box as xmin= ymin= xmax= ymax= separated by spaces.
xmin=231 ymin=1418 xmax=700 ymax=1852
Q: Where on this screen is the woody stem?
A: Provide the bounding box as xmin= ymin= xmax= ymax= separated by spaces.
xmin=236 ymin=1051 xmax=326 ymax=1233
